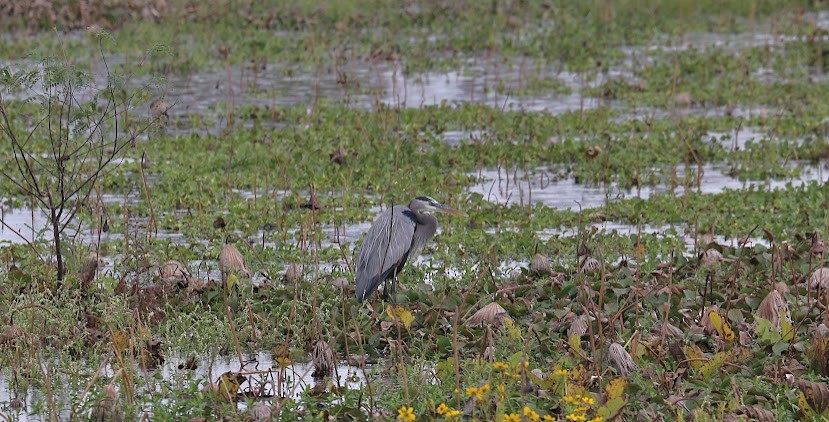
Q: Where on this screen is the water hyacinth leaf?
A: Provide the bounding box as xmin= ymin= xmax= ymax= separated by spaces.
xmin=218 ymin=372 xmax=245 ymax=402
xmin=699 ymin=351 xmax=730 ymax=381
xmin=755 ymin=316 xmax=782 ymax=345
xmin=798 ymin=379 xmax=829 ymax=418
xmin=708 ymin=310 xmax=735 ymax=342
xmin=386 ymin=305 xmax=414 ymax=330
xmin=504 ymin=317 xmax=523 ymax=341
xmin=605 ymin=377 xmax=626 ymax=400
xmin=597 ymin=397 xmax=626 ymax=420
xmin=569 ymin=333 xmax=583 ymax=355
xmin=226 ymin=273 xmax=239 ymax=291
xmin=685 ymin=346 xmax=706 ymax=369
xmin=111 ymin=331 xmax=130 ymax=352
xmin=780 ymin=307 xmax=794 ymax=342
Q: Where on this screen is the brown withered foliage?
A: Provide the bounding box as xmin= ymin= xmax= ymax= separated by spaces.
xmin=797 ymin=379 xmax=829 ymax=414
xmin=312 ymin=339 xmax=336 ymax=378
xmin=219 ymin=243 xmax=251 ymax=281
xmin=465 ymin=302 xmax=509 ymax=327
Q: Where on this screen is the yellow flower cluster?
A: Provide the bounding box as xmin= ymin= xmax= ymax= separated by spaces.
xmin=523 ymin=406 xmax=540 ymax=421
xmin=565 ymin=416 xmax=603 ymax=422
xmin=466 ymin=383 xmax=491 ymax=400
xmin=503 ymin=413 xmax=521 ymax=422
xmin=398 ymin=405 xmax=416 ymax=422
xmin=436 ymin=403 xmax=461 ymax=419
xmin=562 ymin=393 xmax=595 ymax=406
xmin=562 ymin=394 xmax=600 ymax=422
xmin=492 ymin=361 xmax=509 ymax=371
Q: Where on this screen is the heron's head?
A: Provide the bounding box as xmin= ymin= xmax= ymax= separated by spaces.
xmin=411 ymin=196 xmax=467 ymax=216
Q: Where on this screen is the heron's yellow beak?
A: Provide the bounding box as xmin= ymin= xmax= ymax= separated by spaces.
xmin=435 ymin=203 xmax=467 ymax=217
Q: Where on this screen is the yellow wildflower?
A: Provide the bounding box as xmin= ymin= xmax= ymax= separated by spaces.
xmin=581 ymin=395 xmax=595 ymax=405
xmin=503 ymin=413 xmax=522 ymax=422
xmin=445 ymin=409 xmax=462 ymax=419
xmin=480 ymin=384 xmax=491 ymax=394
xmin=523 ymin=406 xmax=540 ymax=421
xmin=493 ymin=361 xmax=509 ymax=371
xmin=554 ymin=369 xmax=569 ymax=376
xmin=497 ymin=384 xmax=506 ymax=393
xmin=543 ymin=416 xmax=557 ymax=422
xmin=397 ymin=406 xmax=416 ymax=422
xmin=566 ymin=413 xmax=587 ymax=422
xmin=563 ymin=394 xmax=580 ymax=405
xmin=466 ymin=386 xmax=478 ymax=397
xmin=436 ymin=403 xmax=450 ymax=415
xmin=588 ymin=417 xmax=603 ymax=422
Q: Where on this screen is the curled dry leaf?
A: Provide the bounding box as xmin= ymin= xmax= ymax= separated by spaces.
xmin=312 ymin=339 xmax=336 ymax=378
xmin=659 ymin=321 xmax=683 ymax=338
xmin=756 ymin=290 xmax=788 ymax=329
xmin=1 ymin=324 xmax=24 ymax=345
xmin=811 ymin=233 xmax=826 ymax=257
xmin=248 ymin=402 xmax=273 ymax=422
xmin=810 ymin=325 xmax=829 ymax=376
xmin=699 ymin=249 xmax=722 ymax=267
xmin=283 ymin=263 xmax=302 ymax=283
xmin=91 ymin=384 xmax=123 ymax=422
xmin=219 ymin=244 xmax=251 ymax=279
xmin=798 ymin=378 xmax=829 ymax=414
xmin=530 ymin=253 xmax=551 ymax=275
xmin=608 ymin=343 xmax=639 ymax=378
xmin=810 ymin=268 xmax=829 ymax=290
xmin=465 ymin=302 xmax=509 ymax=327
xmin=78 ymin=253 xmax=102 ymax=291
xmin=160 ymin=260 xmax=189 ymax=281
xmin=568 ymin=314 xmax=589 ymax=338
xmin=730 ymin=405 xmax=775 ymax=422
xmin=579 ymin=256 xmax=601 ymax=274
xmin=329 ymin=277 xmax=349 ymax=289
xmin=584 ymin=145 xmax=601 ymax=159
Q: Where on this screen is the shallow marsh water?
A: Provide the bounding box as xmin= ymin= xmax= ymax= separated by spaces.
xmin=0 ymin=352 xmax=366 ymax=420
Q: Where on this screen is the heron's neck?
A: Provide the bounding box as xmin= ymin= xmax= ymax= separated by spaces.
xmin=414 ymin=211 xmax=437 ymax=226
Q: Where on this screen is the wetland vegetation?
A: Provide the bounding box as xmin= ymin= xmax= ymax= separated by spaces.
xmin=2 ymin=0 xmax=829 ymax=420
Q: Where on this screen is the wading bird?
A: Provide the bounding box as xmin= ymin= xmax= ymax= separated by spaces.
xmin=355 ymin=196 xmax=466 ymax=302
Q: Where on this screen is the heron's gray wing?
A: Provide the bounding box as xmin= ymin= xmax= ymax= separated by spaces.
xmin=355 ymin=205 xmax=417 ymax=301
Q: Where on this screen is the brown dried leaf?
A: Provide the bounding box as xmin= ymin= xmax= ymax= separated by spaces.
xmin=798 ymin=379 xmax=829 ymax=414
xmin=0 ymin=324 xmax=24 ymax=345
xmin=283 ymin=262 xmax=302 ymax=283
xmin=248 ymin=402 xmax=272 ymax=421
xmin=811 ymin=268 xmax=829 ymax=290
xmin=160 ymin=260 xmax=189 ymax=281
xmin=312 ymin=339 xmax=336 ymax=378
xmin=608 ymin=343 xmax=639 ymax=378
xmin=90 ymin=384 xmax=123 ymax=422
xmin=579 ymin=257 xmax=601 ymax=274
xmin=465 ymin=302 xmax=509 ymax=327
xmin=700 ymin=249 xmax=722 ymax=267
xmin=530 ymin=253 xmax=551 ymax=275
xmin=756 ymin=290 xmax=788 ymax=329
xmin=568 ymin=314 xmax=589 ymax=338
xmin=731 ymin=405 xmax=775 ymax=422
xmin=219 ymin=244 xmax=250 ymax=279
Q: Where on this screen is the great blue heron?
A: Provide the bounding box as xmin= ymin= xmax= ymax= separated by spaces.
xmin=355 ymin=196 xmax=466 ymax=302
